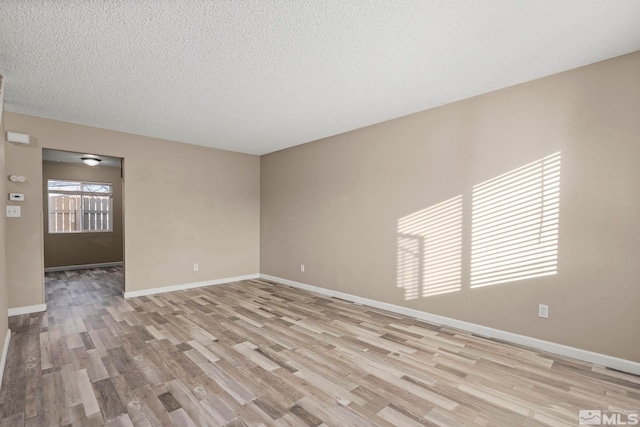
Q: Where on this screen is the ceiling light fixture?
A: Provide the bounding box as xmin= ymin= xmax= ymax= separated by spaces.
xmin=81 ymin=157 xmax=101 ymax=166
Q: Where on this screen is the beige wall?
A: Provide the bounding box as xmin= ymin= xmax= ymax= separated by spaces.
xmin=43 ymin=160 xmax=124 ymax=268
xmin=4 ymin=113 xmax=260 ymax=308
xmin=261 ymin=52 xmax=640 ymax=362
xmin=2 ymin=52 xmax=638 ymax=367
xmin=0 ymin=76 xmax=8 ymax=367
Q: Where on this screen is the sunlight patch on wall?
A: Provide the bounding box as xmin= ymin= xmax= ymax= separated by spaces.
xmin=470 ymin=152 xmax=561 ymax=288
xmin=397 ymin=195 xmax=462 ymax=299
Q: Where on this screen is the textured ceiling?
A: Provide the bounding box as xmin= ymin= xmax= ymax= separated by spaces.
xmin=1 ymin=1 xmax=640 ymax=155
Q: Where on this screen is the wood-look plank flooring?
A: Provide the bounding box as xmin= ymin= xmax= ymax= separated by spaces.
xmin=1 ymin=267 xmax=638 ymax=426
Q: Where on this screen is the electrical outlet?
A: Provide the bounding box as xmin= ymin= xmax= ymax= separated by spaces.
xmin=193 ymin=263 xmax=199 ymax=272
xmin=300 ymin=264 xmax=305 ymax=272
xmin=6 ymin=206 xmax=21 ymax=217
xmin=538 ymin=304 xmax=549 ymax=319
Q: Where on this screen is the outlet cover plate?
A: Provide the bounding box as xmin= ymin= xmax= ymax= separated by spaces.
xmin=538 ymin=304 xmax=549 ymax=319
xmin=6 ymin=206 xmax=21 ymax=217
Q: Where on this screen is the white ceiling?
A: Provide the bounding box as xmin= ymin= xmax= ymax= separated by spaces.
xmin=1 ymin=1 xmax=640 ymax=156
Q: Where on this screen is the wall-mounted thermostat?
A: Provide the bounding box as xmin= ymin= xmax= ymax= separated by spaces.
xmin=9 ymin=193 xmax=25 ymax=201
xmin=9 ymin=175 xmax=26 ymax=183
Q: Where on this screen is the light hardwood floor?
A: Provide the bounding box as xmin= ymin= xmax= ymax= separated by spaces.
xmin=0 ymin=267 xmax=638 ymax=426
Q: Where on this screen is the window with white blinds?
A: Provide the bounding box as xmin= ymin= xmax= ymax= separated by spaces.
xmin=470 ymin=152 xmax=561 ymax=288
xmin=48 ymin=180 xmax=113 ymax=233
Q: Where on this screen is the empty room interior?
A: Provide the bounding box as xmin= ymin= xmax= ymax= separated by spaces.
xmin=1 ymin=2 xmax=639 ymax=426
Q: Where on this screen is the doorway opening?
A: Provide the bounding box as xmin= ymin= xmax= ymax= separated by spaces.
xmin=42 ymin=149 xmax=125 ymax=297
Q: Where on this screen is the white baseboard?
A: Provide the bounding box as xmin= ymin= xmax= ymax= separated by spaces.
xmin=44 ymin=261 xmax=123 ymax=273
xmin=124 ymin=274 xmax=260 ymax=299
xmin=259 ymin=274 xmax=640 ymax=376
xmin=8 ymin=304 xmax=47 ymax=317
xmin=0 ymin=329 xmax=10 ymax=389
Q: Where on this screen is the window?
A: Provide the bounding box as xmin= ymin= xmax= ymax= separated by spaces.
xmin=48 ymin=180 xmax=113 ymax=233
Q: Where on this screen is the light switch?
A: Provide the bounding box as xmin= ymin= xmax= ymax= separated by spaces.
xmin=6 ymin=206 xmax=21 ymax=217
xmin=9 ymin=193 xmax=24 ymax=201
